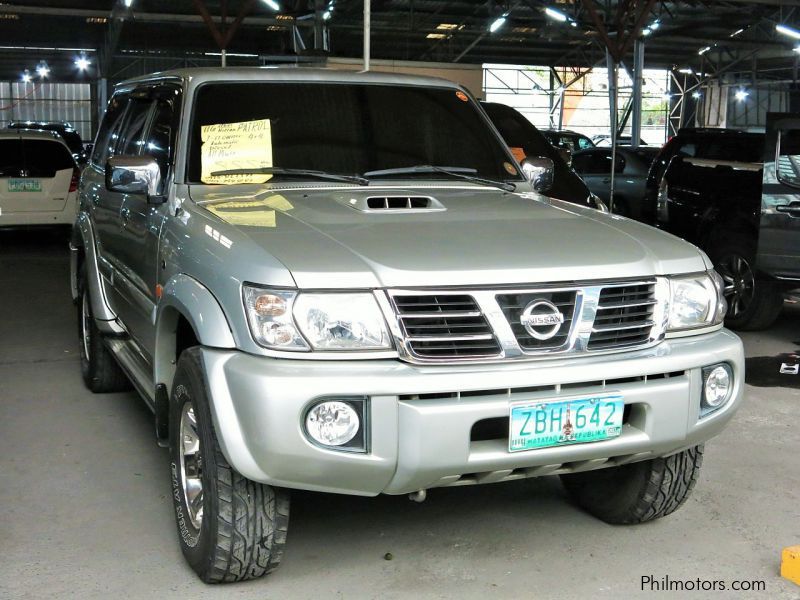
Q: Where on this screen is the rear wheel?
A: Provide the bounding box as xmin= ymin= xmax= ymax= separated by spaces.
xmin=169 ymin=348 xmax=290 ymax=583
xmin=706 ymin=235 xmax=783 ymax=330
xmin=561 ymin=445 xmax=704 ymax=524
xmin=77 ymin=267 xmax=130 ymax=393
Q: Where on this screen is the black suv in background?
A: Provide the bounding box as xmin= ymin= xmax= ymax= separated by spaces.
xmin=8 ymin=120 xmax=87 ymax=165
xmin=647 ymin=119 xmax=800 ymax=330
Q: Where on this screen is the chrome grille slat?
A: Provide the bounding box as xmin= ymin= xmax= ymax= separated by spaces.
xmin=385 ymin=279 xmax=662 ymax=363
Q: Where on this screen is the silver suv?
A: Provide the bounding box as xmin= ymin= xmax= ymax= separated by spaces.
xmin=71 ymin=68 xmax=744 ymax=583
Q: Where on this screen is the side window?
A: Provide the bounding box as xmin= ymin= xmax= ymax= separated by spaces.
xmin=144 ymin=88 xmax=182 ymax=188
xmin=116 ymin=97 xmax=155 ymax=156
xmin=776 ymin=129 xmax=800 ymax=189
xmin=577 ymin=136 xmax=593 ymax=150
xmin=91 ymin=93 xmax=129 ymax=166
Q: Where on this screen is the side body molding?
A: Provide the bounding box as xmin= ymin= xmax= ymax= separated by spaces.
xmin=72 ymin=212 xmax=125 ymax=335
xmin=154 ymin=273 xmax=236 ymax=392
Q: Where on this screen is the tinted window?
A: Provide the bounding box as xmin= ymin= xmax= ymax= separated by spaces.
xmin=573 ymin=150 xmax=624 ymax=174
xmin=92 ymin=93 xmax=129 ymax=166
xmin=777 ymin=129 xmax=800 ymax=188
xmin=577 ymin=136 xmax=593 ymax=150
xmin=117 ymin=97 xmax=154 ymax=156
xmin=0 ymin=138 xmax=73 ymax=177
xmin=188 ymin=83 xmax=520 ymax=183
xmin=60 ymin=130 xmax=84 ymax=155
xmin=701 ymin=135 xmax=763 ymax=163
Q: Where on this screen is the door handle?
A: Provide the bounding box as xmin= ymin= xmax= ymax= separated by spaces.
xmin=776 ymin=204 xmax=800 ymax=216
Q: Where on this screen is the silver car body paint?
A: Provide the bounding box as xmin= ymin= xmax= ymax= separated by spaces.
xmin=74 ymin=68 xmax=745 ymax=495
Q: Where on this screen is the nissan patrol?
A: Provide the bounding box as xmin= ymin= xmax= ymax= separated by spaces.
xmin=71 ymin=68 xmax=744 ymax=583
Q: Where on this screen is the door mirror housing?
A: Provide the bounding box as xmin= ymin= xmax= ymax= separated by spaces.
xmin=522 ymin=156 xmax=555 ymax=193
xmin=105 ymin=155 xmax=163 ymax=200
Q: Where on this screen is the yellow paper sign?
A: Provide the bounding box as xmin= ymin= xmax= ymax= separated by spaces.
xmin=201 ymin=119 xmax=273 ymax=185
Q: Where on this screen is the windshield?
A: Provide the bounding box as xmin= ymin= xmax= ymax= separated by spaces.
xmin=187 ymin=82 xmax=522 ymax=184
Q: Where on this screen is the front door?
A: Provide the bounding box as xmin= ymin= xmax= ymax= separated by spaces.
xmin=758 ymin=113 xmax=800 ymax=282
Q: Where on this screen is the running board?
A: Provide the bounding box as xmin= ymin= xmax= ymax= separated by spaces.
xmin=105 ymin=337 xmax=156 ymax=411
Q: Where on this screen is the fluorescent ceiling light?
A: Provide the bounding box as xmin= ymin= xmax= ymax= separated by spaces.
xmin=692 ymin=91 xmax=701 ymax=99
xmin=489 ymin=14 xmax=508 ymax=33
xmin=735 ymin=89 xmax=749 ymax=101
xmin=678 ymin=68 xmax=693 ymax=74
xmin=21 ymin=71 xmax=31 ymax=83
xmin=263 ymin=0 xmax=280 ymax=10
xmin=545 ymin=7 xmax=568 ymax=22
xmin=36 ymin=64 xmax=49 ymax=77
xmin=730 ymin=28 xmax=744 ymax=37
xmin=75 ymin=57 xmax=90 ymax=70
xmin=322 ymin=10 xmax=331 ymax=20
xmin=650 ymin=20 xmax=660 ymax=30
xmin=698 ymin=46 xmax=711 ymax=55
xmin=124 ymin=0 xmax=133 ymax=7
xmin=776 ymin=24 xmax=800 ymax=40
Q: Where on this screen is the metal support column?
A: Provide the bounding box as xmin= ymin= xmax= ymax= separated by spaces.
xmin=363 ymin=0 xmax=371 ymax=71
xmin=606 ymin=50 xmax=619 ymax=213
xmin=631 ymin=39 xmax=644 ymax=149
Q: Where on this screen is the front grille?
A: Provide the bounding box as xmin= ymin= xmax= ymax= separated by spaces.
xmin=496 ymin=291 xmax=578 ymax=350
xmin=392 ymin=294 xmax=501 ymax=359
xmin=588 ymin=282 xmax=657 ymax=350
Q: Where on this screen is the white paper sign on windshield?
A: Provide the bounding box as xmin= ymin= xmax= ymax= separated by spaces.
xmin=201 ymin=119 xmax=273 ymax=184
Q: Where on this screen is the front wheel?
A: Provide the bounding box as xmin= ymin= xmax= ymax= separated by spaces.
xmin=707 ymin=235 xmax=783 ymax=331
xmin=560 ymin=445 xmax=704 ymax=524
xmin=169 ymin=348 xmax=290 ymax=583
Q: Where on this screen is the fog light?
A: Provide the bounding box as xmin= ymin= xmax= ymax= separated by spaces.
xmin=305 ymin=401 xmax=360 ymax=447
xmin=702 ymin=364 xmax=732 ymax=415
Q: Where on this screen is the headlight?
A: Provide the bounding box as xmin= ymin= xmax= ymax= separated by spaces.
xmin=667 ymin=271 xmax=726 ymax=331
xmin=243 ymin=286 xmax=392 ymax=351
xmin=294 ymin=293 xmax=392 ymax=350
xmin=243 ymin=287 xmax=309 ymax=350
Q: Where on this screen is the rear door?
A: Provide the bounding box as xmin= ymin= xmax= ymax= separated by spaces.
xmin=0 ymin=136 xmax=74 ymax=216
xmin=759 ymin=113 xmax=800 ymax=281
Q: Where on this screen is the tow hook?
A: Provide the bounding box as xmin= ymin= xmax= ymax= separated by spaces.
xmin=408 ymin=489 xmax=427 ymax=503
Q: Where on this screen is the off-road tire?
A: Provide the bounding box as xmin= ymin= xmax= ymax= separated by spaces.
xmin=560 ymin=445 xmax=704 ymax=524
xmin=169 ymin=348 xmax=290 ymax=583
xmin=706 ymin=234 xmax=783 ymax=331
xmin=77 ymin=266 xmax=130 ymax=393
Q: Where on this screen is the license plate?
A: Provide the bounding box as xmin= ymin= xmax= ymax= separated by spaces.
xmin=8 ymin=179 xmax=41 ymax=192
xmin=509 ymin=392 xmax=623 ymax=452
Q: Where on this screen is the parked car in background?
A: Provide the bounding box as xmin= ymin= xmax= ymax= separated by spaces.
xmin=542 ymin=129 xmax=595 ymax=153
xmin=72 ymin=68 xmax=743 ymax=583
xmin=647 ymin=122 xmax=800 ymax=330
xmin=481 ymin=101 xmax=603 ymax=209
xmin=0 ymin=129 xmax=79 ymax=227
xmin=593 ymin=135 xmax=648 ymax=147
xmin=8 ymin=120 xmax=87 ymax=165
xmin=572 ymin=146 xmax=659 ymax=220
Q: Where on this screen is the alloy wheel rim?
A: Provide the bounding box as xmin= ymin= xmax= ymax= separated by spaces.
xmin=179 ymin=402 xmax=204 ymax=529
xmin=717 ymin=253 xmax=755 ymax=317
xmin=81 ymin=290 xmax=91 ymax=361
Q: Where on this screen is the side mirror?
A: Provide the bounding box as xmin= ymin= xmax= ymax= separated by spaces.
xmin=105 ymin=155 xmax=162 ymax=199
xmin=522 ymin=156 xmax=555 ymax=193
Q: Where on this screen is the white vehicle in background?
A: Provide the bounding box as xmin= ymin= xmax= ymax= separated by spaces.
xmin=0 ymin=129 xmax=80 ymax=227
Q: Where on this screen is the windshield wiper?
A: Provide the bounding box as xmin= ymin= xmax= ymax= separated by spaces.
xmin=362 ymin=165 xmax=516 ymax=192
xmin=209 ymin=167 xmax=369 ymax=186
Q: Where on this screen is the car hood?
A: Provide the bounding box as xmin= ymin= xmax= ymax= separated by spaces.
xmin=189 ymin=184 xmax=708 ymax=289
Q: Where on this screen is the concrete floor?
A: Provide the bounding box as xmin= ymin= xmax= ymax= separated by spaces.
xmin=1 ymin=228 xmax=798 ymax=600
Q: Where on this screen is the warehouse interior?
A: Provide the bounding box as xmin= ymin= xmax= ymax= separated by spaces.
xmin=1 ymin=1 xmax=799 ymax=598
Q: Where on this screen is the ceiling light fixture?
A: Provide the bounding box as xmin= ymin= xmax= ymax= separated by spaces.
xmin=21 ymin=70 xmax=31 ymax=83
xmin=263 ymin=0 xmax=280 ymax=10
xmin=489 ymin=13 xmax=508 ymax=33
xmin=735 ymin=89 xmax=749 ymax=101
xmin=75 ymin=56 xmax=90 ymax=70
xmin=545 ymin=7 xmax=568 ymax=22
xmin=698 ymin=46 xmax=711 ymax=55
xmin=777 ymin=24 xmax=800 ymax=39
xmin=36 ymin=62 xmax=49 ymax=78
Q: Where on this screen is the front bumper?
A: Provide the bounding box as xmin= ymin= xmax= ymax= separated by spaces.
xmin=201 ymin=329 xmax=744 ymax=496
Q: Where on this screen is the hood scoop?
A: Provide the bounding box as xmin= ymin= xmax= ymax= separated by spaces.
xmin=344 ymin=195 xmax=446 ymax=213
